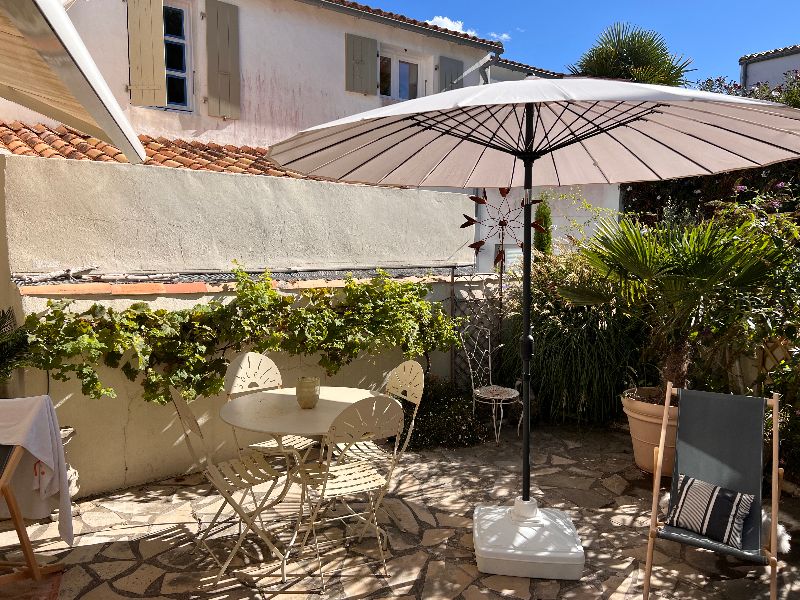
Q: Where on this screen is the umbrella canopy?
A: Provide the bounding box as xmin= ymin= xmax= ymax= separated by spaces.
xmin=269 ymin=77 xmax=800 ymax=188
xmin=0 ymin=0 xmax=145 ymax=163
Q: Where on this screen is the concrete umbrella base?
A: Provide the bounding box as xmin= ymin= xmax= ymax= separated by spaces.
xmin=473 ymin=497 xmax=585 ymax=580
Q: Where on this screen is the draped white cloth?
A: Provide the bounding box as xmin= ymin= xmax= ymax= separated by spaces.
xmin=0 ymin=395 xmax=73 ymax=545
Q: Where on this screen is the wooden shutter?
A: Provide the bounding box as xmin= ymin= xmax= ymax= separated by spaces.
xmin=345 ymin=33 xmax=377 ymax=95
xmin=439 ymin=56 xmax=464 ymax=92
xmin=127 ymin=0 xmax=167 ymax=106
xmin=207 ymin=0 xmax=241 ymax=119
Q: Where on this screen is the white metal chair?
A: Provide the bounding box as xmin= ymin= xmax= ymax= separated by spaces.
xmin=335 ymin=360 xmax=425 ymax=464
xmin=290 ymin=395 xmax=405 ymax=590
xmin=460 ymin=327 xmax=522 ymax=444
xmin=225 ymin=352 xmax=317 ymax=457
xmin=170 ymin=390 xmax=292 ymax=584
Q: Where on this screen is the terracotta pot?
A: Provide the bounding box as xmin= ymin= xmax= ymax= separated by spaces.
xmin=621 ymin=388 xmax=678 ymax=475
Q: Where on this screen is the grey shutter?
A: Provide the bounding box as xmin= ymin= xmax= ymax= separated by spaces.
xmin=127 ymin=0 xmax=167 ymax=106
xmin=207 ymin=0 xmax=241 ymax=119
xmin=439 ymin=56 xmax=464 ymax=92
xmin=345 ymin=33 xmax=377 ymax=95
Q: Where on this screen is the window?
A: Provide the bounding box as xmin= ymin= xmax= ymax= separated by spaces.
xmin=399 ymin=61 xmax=418 ymax=100
xmin=163 ymin=5 xmax=191 ymax=109
xmin=378 ymin=51 xmax=421 ymax=100
xmin=379 ymin=56 xmax=392 ymax=97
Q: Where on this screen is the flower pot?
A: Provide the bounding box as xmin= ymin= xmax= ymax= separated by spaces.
xmin=621 ymin=388 xmax=678 ymax=475
xmin=296 ymin=377 xmax=320 ymax=409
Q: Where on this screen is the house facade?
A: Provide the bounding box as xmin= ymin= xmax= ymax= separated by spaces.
xmin=739 ymin=44 xmax=800 ymax=88
xmin=0 ymin=0 xmax=507 ymax=147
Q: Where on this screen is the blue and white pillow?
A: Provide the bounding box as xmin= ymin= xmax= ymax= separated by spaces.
xmin=667 ymin=474 xmax=754 ymax=549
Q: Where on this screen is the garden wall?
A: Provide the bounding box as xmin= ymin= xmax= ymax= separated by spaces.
xmin=0 ymin=154 xmax=475 ymax=496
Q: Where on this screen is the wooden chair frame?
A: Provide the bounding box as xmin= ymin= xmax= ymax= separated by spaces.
xmin=0 ymin=446 xmax=64 ymax=585
xmin=643 ymin=383 xmax=783 ymax=600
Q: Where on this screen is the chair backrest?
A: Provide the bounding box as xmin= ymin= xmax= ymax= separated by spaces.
xmin=224 ymin=352 xmax=282 ymax=397
xmin=459 ymin=326 xmax=495 ymax=391
xmin=386 ymin=361 xmax=424 ymax=407
xmin=670 ymin=389 xmax=766 ymax=552
xmin=170 ymin=389 xmax=213 ymax=469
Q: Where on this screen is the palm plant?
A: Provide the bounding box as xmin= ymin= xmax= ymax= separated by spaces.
xmin=569 ymin=22 xmax=693 ymax=86
xmin=559 ymin=217 xmax=782 ymax=391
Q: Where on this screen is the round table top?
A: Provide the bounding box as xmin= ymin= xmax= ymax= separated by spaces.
xmin=219 ymin=386 xmax=380 ymax=437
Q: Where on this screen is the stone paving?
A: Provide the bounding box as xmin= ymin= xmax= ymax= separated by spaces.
xmin=1 ymin=425 xmax=798 ymax=599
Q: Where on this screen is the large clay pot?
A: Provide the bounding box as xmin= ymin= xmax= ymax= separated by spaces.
xmin=621 ymin=388 xmax=678 ymax=475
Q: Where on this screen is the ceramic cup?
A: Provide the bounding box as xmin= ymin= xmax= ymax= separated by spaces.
xmin=296 ymin=376 xmax=320 ymax=409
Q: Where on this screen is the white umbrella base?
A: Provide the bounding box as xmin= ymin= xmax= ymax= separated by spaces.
xmin=473 ymin=498 xmax=584 ymax=580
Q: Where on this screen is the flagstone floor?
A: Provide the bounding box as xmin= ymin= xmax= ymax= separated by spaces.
xmin=1 ymin=425 xmax=798 ymax=599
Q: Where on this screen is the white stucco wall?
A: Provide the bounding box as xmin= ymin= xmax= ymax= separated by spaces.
xmin=474 ymin=184 xmax=620 ymax=272
xmin=1 ymin=155 xmax=473 ymax=275
xmin=742 ymin=53 xmax=800 ymax=87
xmin=0 ymin=0 xmax=490 ymax=147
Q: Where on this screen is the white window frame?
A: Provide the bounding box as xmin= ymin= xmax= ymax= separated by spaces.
xmin=162 ymin=0 xmax=194 ymax=112
xmin=378 ymin=45 xmax=424 ymax=101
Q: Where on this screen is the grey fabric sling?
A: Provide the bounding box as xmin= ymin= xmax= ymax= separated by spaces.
xmin=658 ymin=389 xmax=768 ymax=564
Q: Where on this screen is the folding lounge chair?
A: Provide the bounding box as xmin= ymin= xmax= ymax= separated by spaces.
xmin=643 ymin=383 xmax=783 ymax=600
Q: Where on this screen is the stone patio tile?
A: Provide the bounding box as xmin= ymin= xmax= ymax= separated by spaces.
xmin=58 ymin=565 xmax=93 ymax=600
xmin=435 ymin=513 xmax=472 ymax=528
xmin=382 ymin=498 xmax=420 ymax=535
xmin=87 ymin=559 xmax=137 ymax=580
xmin=482 ymin=574 xmax=531 ymax=598
xmin=534 ymin=579 xmax=560 ymax=600
xmin=113 ymin=563 xmax=166 ymax=594
xmin=421 ymin=528 xmax=453 ymax=547
xmin=421 ymin=560 xmax=478 ymax=599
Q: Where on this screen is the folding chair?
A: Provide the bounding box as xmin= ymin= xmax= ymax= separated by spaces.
xmin=225 ymin=352 xmax=316 ymax=458
xmin=644 ymin=383 xmax=784 ymax=600
xmin=170 ymin=391 xmax=292 ymax=584
xmin=335 ymin=360 xmax=425 ymax=464
xmin=291 ymin=395 xmax=405 ymax=590
xmin=0 ymin=445 xmax=64 ymax=585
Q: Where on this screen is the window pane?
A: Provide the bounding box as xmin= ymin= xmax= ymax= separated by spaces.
xmin=399 ymin=61 xmax=418 ymax=100
xmin=165 ymin=41 xmax=185 ymax=72
xmin=163 ymin=6 xmax=184 ymax=38
xmin=379 ymin=56 xmax=391 ymax=96
xmin=166 ymin=75 xmax=187 ymax=106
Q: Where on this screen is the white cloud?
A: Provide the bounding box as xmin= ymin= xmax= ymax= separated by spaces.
xmin=426 ymin=15 xmax=477 ymax=37
xmin=515 ymin=27 xmax=526 ymax=33
xmin=489 ymin=32 xmax=512 ymax=42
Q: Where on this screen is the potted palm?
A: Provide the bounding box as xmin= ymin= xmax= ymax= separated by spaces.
xmin=560 ymin=216 xmax=781 ymax=473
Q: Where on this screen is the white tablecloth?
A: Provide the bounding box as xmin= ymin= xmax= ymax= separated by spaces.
xmin=0 ymin=395 xmax=73 ymax=545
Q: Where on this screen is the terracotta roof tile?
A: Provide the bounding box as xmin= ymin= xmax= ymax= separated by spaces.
xmin=740 ymin=44 xmax=800 ymax=64
xmin=0 ymin=120 xmax=367 ymax=183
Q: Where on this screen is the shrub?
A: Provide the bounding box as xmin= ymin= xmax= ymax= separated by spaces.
xmin=765 ymin=349 xmax=800 ymax=483
xmin=498 ymin=251 xmax=648 ymax=423
xmin=403 ymin=376 xmax=489 ymax=449
xmin=533 ymin=198 xmax=553 ymax=255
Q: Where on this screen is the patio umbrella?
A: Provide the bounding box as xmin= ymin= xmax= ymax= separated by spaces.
xmin=268 ymin=76 xmax=800 ymax=577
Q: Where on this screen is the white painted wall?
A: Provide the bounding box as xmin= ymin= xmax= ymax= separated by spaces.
xmin=742 ymin=53 xmax=800 ymax=87
xmin=0 ymin=0 xmax=490 ymax=147
xmin=474 ymin=184 xmax=620 ymax=273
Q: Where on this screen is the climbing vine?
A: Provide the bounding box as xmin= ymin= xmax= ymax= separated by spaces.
xmin=15 ymin=269 xmax=460 ymax=404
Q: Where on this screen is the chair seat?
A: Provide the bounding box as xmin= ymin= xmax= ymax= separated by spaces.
xmin=475 ymin=385 xmax=520 ymax=402
xmin=292 ymin=460 xmax=386 ymax=498
xmin=657 ymin=525 xmax=769 ymax=565
xmin=205 ymin=451 xmax=283 ymax=496
xmin=249 ymin=434 xmax=317 ymax=454
xmin=333 ymin=441 xmax=390 ymax=463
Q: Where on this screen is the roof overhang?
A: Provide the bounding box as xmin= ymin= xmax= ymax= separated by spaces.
xmin=0 ymin=0 xmax=145 ymax=162
xmin=739 ymin=44 xmax=800 ymax=65
xmin=296 ymin=0 xmax=504 ymax=53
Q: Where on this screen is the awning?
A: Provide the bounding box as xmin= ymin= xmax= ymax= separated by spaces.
xmin=0 ymin=0 xmax=145 ymax=162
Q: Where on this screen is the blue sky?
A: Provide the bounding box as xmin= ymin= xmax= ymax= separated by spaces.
xmin=375 ymin=0 xmax=799 ymax=83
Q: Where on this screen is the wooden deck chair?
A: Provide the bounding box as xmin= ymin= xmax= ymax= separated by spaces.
xmin=170 ymin=391 xmax=292 ymax=584
xmin=335 ymin=360 xmax=424 ymax=464
xmin=291 ymin=395 xmax=405 ymax=590
xmin=225 ymin=352 xmax=316 ymax=458
xmin=0 ymin=445 xmax=64 ymax=585
xmin=643 ymin=383 xmax=783 ymax=600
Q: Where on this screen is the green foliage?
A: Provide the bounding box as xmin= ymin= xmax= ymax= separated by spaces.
xmin=403 ymin=376 xmax=489 ymax=449
xmin=560 ymin=217 xmax=786 ymax=389
xmin=498 ymin=251 xmax=647 ymax=423
xmin=696 ymin=71 xmax=800 ymax=109
xmin=766 ymin=349 xmax=800 ymax=481
xmin=16 ymin=270 xmax=460 ymax=404
xmin=569 ymin=22 xmax=693 ymax=86
xmin=0 ymin=308 xmax=27 ymax=382
xmin=533 ymin=198 xmax=553 ymax=255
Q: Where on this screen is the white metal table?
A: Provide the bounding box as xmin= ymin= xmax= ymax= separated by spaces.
xmin=219 ymin=386 xmax=380 ymax=438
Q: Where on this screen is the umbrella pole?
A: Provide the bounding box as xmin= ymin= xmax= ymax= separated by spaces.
xmin=521 ymin=103 xmax=534 ymax=502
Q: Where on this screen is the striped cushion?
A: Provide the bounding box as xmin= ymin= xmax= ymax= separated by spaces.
xmin=667 ymin=474 xmax=754 ymax=549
